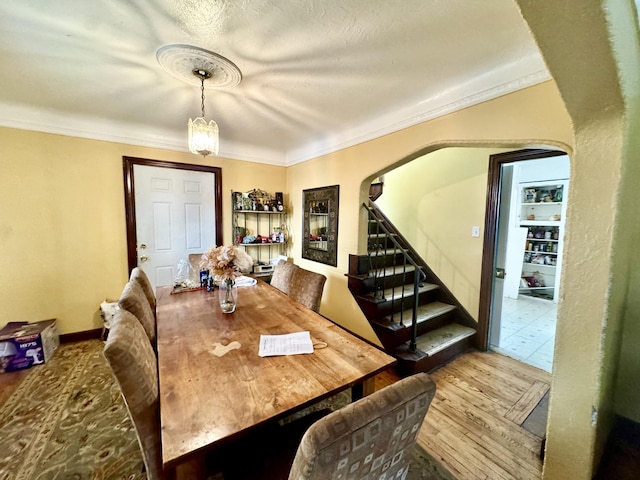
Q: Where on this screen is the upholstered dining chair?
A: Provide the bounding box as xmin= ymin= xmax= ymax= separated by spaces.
xmin=103 ymin=309 xmax=162 ymax=480
xmin=130 ymin=267 xmax=156 ymax=314
xmin=270 ymin=260 xmax=299 ymax=296
xmin=287 ymin=372 xmax=436 ymax=480
xmin=220 ymin=373 xmax=437 ymax=480
xmin=289 ymin=267 xmax=326 ymax=313
xmin=118 ymin=281 xmax=157 ymax=349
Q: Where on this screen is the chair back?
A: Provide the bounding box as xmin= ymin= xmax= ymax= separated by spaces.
xmin=130 ymin=267 xmax=156 ymax=313
xmin=119 ymin=281 xmax=157 ymax=349
xmin=270 ymin=260 xmax=299 ymax=296
xmin=104 ymin=309 xmax=162 ymax=480
xmin=289 ymin=267 xmax=326 ymax=313
xmin=288 ymin=373 xmax=436 ymax=480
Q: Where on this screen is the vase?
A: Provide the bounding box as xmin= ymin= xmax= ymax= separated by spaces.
xmin=219 ymin=279 xmax=237 ymax=314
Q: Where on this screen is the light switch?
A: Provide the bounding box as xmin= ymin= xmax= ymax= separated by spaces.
xmin=472 ymin=226 xmax=481 ymax=237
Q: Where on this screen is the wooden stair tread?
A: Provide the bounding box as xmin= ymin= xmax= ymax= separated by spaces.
xmin=415 ymin=323 xmax=476 ymax=357
xmin=390 ymin=301 xmax=455 ymax=324
xmin=367 ymin=248 xmax=408 ymax=256
xmin=368 ymin=233 xmax=398 ymax=239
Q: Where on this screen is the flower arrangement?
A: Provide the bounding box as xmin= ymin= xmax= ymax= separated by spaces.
xmin=200 ymin=245 xmax=253 ymax=282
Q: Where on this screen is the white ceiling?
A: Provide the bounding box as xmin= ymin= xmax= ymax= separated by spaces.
xmin=0 ymin=0 xmax=549 ymax=166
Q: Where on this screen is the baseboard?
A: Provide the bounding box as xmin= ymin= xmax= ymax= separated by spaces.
xmin=60 ymin=328 xmax=103 ymax=344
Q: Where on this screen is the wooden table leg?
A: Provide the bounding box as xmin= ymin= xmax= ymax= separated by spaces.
xmin=352 ymin=377 xmax=376 ymax=401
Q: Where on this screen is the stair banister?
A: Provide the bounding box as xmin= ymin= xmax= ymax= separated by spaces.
xmin=364 ymin=202 xmax=425 ymax=351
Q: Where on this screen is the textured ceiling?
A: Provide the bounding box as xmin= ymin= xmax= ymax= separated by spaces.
xmin=0 ymin=0 xmax=549 ymax=165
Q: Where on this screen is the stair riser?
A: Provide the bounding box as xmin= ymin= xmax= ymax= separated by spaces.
xmin=366 ymin=253 xmax=408 ymax=269
xmin=395 ymin=335 xmax=475 ymax=375
xmin=358 ymin=289 xmax=441 ymax=319
xmin=372 ymin=310 xmax=458 ymax=349
xmin=367 ymin=236 xmax=398 ymax=251
xmin=374 ymin=272 xmax=419 ymax=290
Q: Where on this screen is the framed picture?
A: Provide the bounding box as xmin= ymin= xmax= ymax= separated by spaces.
xmin=302 ymin=185 xmax=339 ymax=266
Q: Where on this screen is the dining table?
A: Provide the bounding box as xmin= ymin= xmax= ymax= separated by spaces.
xmin=156 ymin=280 xmax=396 ymax=474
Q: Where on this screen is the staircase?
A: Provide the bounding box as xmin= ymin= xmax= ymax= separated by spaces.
xmin=347 ymin=202 xmax=477 ymax=374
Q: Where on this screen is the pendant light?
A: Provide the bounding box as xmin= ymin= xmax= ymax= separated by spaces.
xmin=188 ymin=68 xmax=219 ymax=156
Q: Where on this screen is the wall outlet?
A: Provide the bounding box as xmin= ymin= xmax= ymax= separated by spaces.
xmin=472 ymin=226 xmax=481 ymax=237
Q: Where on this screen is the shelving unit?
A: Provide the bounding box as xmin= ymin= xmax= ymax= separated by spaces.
xmin=231 ymin=190 xmax=287 ymax=278
xmin=518 ymin=181 xmax=567 ymax=301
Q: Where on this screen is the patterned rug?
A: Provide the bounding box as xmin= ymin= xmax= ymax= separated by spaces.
xmin=0 ymin=340 xmax=452 ymax=480
xmin=0 ymin=340 xmax=144 ymax=480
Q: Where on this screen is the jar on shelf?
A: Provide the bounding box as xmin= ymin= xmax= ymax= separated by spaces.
xmin=527 ymin=208 xmax=535 ymax=220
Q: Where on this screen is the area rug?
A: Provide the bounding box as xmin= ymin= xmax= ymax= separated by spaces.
xmin=0 ymin=340 xmax=144 ymax=480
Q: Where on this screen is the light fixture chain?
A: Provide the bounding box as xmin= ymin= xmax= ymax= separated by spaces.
xmin=200 ymin=77 xmax=206 ymax=119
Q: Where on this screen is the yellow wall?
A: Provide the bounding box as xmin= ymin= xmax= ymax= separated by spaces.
xmin=3 ymin=18 xmax=637 ymax=476
xmin=0 ymin=128 xmax=286 ymax=334
xmin=514 ymin=1 xmax=640 ymax=478
xmin=376 ymin=147 xmax=509 ymax=319
xmin=286 ymin=80 xmax=572 ymax=344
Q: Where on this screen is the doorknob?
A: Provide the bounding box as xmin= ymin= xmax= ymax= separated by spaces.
xmin=495 ymin=267 xmax=506 ymax=279
xmin=140 ymin=255 xmax=149 ymax=262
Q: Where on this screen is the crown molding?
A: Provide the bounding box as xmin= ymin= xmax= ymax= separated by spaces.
xmin=0 ymin=103 xmax=286 ymax=165
xmin=0 ymin=62 xmax=551 ymax=167
xmin=285 ymin=65 xmax=552 ymax=165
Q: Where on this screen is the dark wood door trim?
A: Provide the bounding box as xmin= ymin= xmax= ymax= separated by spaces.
xmin=476 ymin=149 xmax=566 ymax=350
xmin=122 ymin=156 xmax=223 ymax=274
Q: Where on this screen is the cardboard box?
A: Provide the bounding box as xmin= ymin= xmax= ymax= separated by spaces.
xmin=0 ymin=319 xmax=59 ymax=373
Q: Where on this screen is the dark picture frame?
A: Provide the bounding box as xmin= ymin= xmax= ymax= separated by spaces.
xmin=302 ymin=185 xmax=339 ymax=266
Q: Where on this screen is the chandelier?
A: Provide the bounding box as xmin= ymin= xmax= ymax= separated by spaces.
xmin=155 ymin=44 xmax=242 ymax=158
xmin=188 ymin=69 xmax=219 ymax=157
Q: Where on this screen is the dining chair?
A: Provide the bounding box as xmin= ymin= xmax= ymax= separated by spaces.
xmin=288 ymin=372 xmax=436 ymax=480
xmin=130 ymin=267 xmax=156 ymax=313
xmin=289 ymin=267 xmax=326 ymax=313
xmin=220 ymin=373 xmax=436 ymax=480
xmin=103 ymin=309 xmax=162 ymax=480
xmin=118 ymin=281 xmax=157 ymax=349
xmin=270 ymin=260 xmax=299 ymax=296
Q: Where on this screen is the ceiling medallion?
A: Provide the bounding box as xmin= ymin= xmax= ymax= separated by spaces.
xmin=156 ymin=44 xmax=242 ymax=88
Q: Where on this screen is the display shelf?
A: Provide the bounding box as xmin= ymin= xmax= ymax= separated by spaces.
xmin=518 ymin=181 xmax=568 ymax=302
xmin=231 ymin=190 xmax=287 ymax=268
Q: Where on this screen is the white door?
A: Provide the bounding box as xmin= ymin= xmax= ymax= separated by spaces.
xmin=134 ymin=165 xmax=217 ymax=290
xmin=488 ymin=163 xmax=514 ymax=347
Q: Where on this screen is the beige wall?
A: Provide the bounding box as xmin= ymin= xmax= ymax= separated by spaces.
xmin=514 ymin=0 xmax=640 ymax=478
xmin=0 ymin=128 xmax=286 ymax=334
xmin=3 ymin=16 xmax=638 ymax=476
xmin=286 ymin=81 xmax=572 ymax=345
xmin=376 ymin=147 xmax=509 ymax=320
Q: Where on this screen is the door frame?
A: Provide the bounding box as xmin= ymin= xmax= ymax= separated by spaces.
xmin=477 ymin=148 xmax=566 ymax=350
xmin=122 ymin=156 xmax=223 ymax=274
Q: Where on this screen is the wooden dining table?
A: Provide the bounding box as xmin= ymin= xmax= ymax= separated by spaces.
xmin=156 ymin=281 xmax=396 ymax=473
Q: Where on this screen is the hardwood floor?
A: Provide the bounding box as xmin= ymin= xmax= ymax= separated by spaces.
xmin=7 ymin=343 xmax=640 ymax=479
xmin=378 ymin=350 xmax=550 ymax=480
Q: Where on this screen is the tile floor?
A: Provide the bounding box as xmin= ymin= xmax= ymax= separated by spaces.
xmin=490 ymin=295 xmax=557 ymax=373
